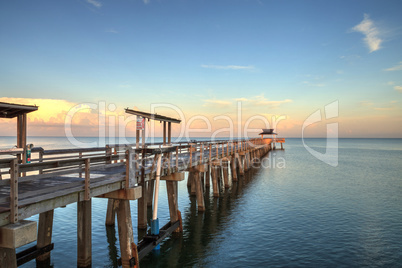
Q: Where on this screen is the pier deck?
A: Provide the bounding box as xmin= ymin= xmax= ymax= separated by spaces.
xmin=0 ymin=137 xmax=282 ymax=267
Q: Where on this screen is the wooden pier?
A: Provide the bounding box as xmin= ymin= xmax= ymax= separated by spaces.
xmin=0 ymin=103 xmax=285 ymax=267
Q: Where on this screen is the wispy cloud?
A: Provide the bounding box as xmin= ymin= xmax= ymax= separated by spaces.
xmin=302 ymin=81 xmax=325 ymax=87
xmin=105 ymin=28 xmax=118 ymax=34
xmin=87 ymin=0 xmax=102 ymax=8
xmin=385 ymin=61 xmax=402 ymax=71
xmin=351 ymin=14 xmax=382 ymax=53
xmin=374 ymin=101 xmax=399 ymax=111
xmin=204 ymin=94 xmax=292 ymax=109
xmin=394 ymin=86 xmax=402 ymax=92
xmin=235 ymin=95 xmax=292 ymax=108
xmin=374 ymin=107 xmax=394 ymax=111
xmin=360 ymin=101 xmax=374 ymax=107
xmin=201 ymin=65 xmax=254 ymax=70
xmin=234 ymin=98 xmax=249 ymax=102
xmin=143 ymin=0 xmax=150 ymax=4
xmin=203 ymin=99 xmax=232 ymax=108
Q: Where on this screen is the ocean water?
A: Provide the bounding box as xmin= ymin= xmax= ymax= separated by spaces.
xmin=1 ymin=137 xmax=401 ymax=267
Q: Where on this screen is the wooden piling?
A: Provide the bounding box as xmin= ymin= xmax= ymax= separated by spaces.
xmin=116 ymin=200 xmax=136 ymax=268
xmin=166 ymin=181 xmax=180 ymax=231
xmin=138 ymin=150 xmax=147 ymax=230
xmin=245 ymin=152 xmax=250 ymax=171
xmin=187 ymin=170 xmax=192 ymax=188
xmin=105 ymin=199 xmax=116 ymax=226
xmin=36 ymin=210 xmax=54 ymax=262
xmin=200 ymin=172 xmax=205 ymax=191
xmin=190 ymin=171 xmax=196 ymax=196
xmin=194 ymin=172 xmax=205 ymax=212
xmin=206 ymin=144 xmax=212 ymax=188
xmin=230 ymin=156 xmax=237 ymax=182
xmin=222 ymin=160 xmax=229 ymax=188
xmin=205 ymin=165 xmax=210 ymax=188
xmin=217 ymin=165 xmax=222 ymax=186
xmin=0 ymin=248 xmax=16 ymax=268
xmin=77 ymin=199 xmax=91 ymax=268
xmin=211 ymin=162 xmax=219 ymax=197
xmin=147 ymin=178 xmax=154 ymax=207
xmin=105 ymin=146 xmax=114 ymax=226
xmin=238 ymin=154 xmax=245 ymax=175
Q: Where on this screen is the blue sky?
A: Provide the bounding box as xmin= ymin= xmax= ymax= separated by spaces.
xmin=1 ymin=0 xmax=402 ymax=137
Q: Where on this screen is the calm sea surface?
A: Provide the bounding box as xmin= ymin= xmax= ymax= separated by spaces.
xmin=1 ymin=137 xmax=401 ymax=267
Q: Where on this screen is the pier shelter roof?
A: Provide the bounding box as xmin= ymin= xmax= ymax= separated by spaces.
xmin=259 ymin=128 xmax=277 ymax=135
xmin=125 ymin=108 xmax=181 ymax=146
xmin=0 ymin=102 xmax=38 ymax=118
xmin=125 ymin=109 xmax=181 ymax=124
xmin=0 ymin=102 xmax=38 ymax=161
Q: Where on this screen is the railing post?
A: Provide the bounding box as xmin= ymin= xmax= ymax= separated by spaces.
xmin=10 ymin=158 xmax=18 ymax=223
xmin=125 ymin=148 xmax=135 ymax=188
xmin=189 ymin=145 xmax=193 ymax=168
xmin=209 ymin=144 xmax=212 ymax=162
xmin=200 ymin=144 xmax=204 ymax=164
xmin=175 ymin=146 xmax=179 ymax=172
xmin=84 ymin=159 xmax=90 ymax=201
xmin=221 ymin=143 xmax=224 ymax=158
xmin=79 ymin=152 xmax=83 ymax=178
xmin=39 ymin=149 xmax=44 ymax=175
xmin=106 ymin=145 xmax=112 ymax=164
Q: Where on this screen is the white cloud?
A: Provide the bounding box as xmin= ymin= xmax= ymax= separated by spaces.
xmin=201 ymin=65 xmax=254 ymax=70
xmin=385 ymin=62 xmax=402 ymax=71
xmin=105 ymin=28 xmax=118 ymax=34
xmin=394 ymin=86 xmax=402 ymax=92
xmin=351 ymin=14 xmax=382 ymax=53
xmin=87 ymin=0 xmax=102 ymax=8
xmin=143 ymin=0 xmax=150 ymax=4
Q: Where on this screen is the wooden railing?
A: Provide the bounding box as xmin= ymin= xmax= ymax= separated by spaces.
xmin=0 ymin=137 xmax=273 ymax=224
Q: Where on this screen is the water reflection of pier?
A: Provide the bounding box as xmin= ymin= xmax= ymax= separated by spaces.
xmin=138 ymin=166 xmax=262 ymax=267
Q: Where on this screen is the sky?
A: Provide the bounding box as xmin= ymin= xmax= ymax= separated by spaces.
xmin=1 ymin=0 xmax=402 ymax=139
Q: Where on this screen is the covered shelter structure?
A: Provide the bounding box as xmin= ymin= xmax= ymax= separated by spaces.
xmin=125 ymin=108 xmax=181 ymax=147
xmin=259 ymin=128 xmax=285 ymax=150
xmin=259 ymin=128 xmax=277 ymax=139
xmin=0 ymin=102 xmax=38 ymax=163
xmin=122 ymin=109 xmax=182 ymax=230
